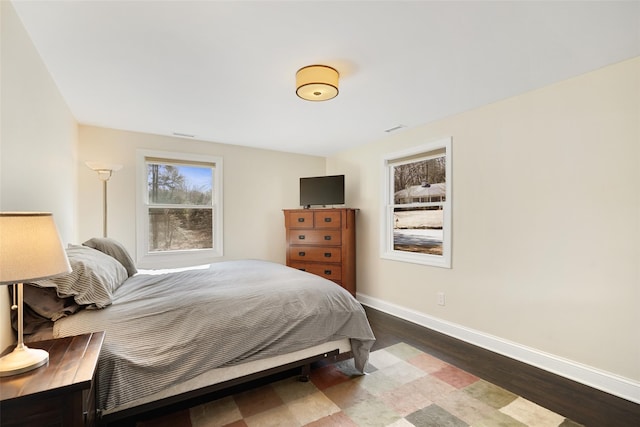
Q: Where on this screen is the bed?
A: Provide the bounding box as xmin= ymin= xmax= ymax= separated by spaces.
xmin=19 ymin=239 xmax=376 ymax=423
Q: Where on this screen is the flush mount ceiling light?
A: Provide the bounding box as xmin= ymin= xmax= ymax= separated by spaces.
xmin=296 ymin=65 xmax=339 ymax=101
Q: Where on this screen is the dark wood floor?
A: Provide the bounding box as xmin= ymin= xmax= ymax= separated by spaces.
xmin=364 ymin=306 xmax=640 ymax=427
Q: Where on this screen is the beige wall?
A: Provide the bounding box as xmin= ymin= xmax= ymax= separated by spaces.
xmin=0 ymin=1 xmax=79 ymax=350
xmin=78 ymin=126 xmax=325 ymax=265
xmin=328 ymin=58 xmax=640 ymax=383
xmin=3 ymin=0 xmax=638 ymax=399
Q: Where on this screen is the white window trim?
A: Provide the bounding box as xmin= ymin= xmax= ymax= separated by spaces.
xmin=380 ymin=137 xmax=452 ymax=268
xmin=136 ymin=149 xmax=223 ymax=268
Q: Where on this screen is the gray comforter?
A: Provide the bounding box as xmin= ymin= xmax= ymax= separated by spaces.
xmin=54 ymin=259 xmax=375 ymax=411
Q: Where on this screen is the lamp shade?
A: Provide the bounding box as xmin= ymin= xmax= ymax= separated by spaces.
xmin=0 ymin=212 xmax=71 ymax=285
xmin=86 ymin=161 xmax=123 ymax=182
xmin=296 ymin=65 xmax=339 ymax=101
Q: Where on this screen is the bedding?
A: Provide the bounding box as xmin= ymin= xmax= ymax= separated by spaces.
xmin=83 ymin=237 xmax=138 ymax=277
xmin=33 ymin=245 xmax=128 ymax=308
xmin=107 ymin=338 xmax=353 ymax=416
xmin=52 ymin=259 xmax=375 ymax=413
xmin=18 ymin=244 xmax=125 ymax=335
xmin=21 ymin=284 xmax=81 ymax=322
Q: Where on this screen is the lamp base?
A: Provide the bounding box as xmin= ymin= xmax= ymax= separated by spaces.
xmin=0 ymin=344 xmax=49 ymax=377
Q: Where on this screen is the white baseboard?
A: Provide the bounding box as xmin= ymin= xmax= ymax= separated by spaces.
xmin=357 ymin=293 xmax=640 ymax=405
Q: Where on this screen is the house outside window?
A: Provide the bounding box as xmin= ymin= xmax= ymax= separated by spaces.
xmin=381 ymin=137 xmax=452 ymax=268
xmin=136 ymin=150 xmax=223 ymax=268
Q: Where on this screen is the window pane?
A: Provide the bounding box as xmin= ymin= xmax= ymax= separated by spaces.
xmin=148 ymin=164 xmax=213 ymax=205
xmin=382 ymin=137 xmax=451 ymax=268
xmin=393 ymin=157 xmax=446 ymax=204
xmin=393 ymin=207 xmax=443 ymax=255
xmin=149 ymin=208 xmax=213 ymax=252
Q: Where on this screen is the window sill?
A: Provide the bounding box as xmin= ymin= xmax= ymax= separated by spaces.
xmin=137 ymin=248 xmax=223 ymax=269
xmin=380 ymin=250 xmax=451 ymax=269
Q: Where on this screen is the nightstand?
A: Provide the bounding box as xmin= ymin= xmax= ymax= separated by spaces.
xmin=0 ymin=331 xmax=105 ymax=427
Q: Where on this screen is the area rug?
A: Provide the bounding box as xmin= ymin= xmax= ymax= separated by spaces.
xmin=138 ymin=342 xmax=583 ymax=427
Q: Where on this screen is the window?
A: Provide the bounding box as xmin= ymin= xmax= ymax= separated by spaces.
xmin=136 ymin=150 xmax=223 ymax=267
xmin=381 ymin=137 xmax=451 ymax=268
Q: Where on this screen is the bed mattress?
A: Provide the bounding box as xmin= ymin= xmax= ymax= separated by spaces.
xmin=54 ymin=259 xmax=375 ymax=412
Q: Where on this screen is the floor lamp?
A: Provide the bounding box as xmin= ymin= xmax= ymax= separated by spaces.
xmin=0 ymin=212 xmax=71 ymax=376
xmin=86 ymin=162 xmax=123 ymax=238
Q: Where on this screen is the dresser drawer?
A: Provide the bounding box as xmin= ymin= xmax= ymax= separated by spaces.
xmin=284 ymin=208 xmax=356 ymax=297
xmin=290 ymin=262 xmax=342 ymax=282
xmin=314 ymin=211 xmax=342 ymax=228
xmin=287 ymin=211 xmax=314 ymax=229
xmin=290 ymin=247 xmax=342 ymax=262
xmin=288 ymin=229 xmax=342 ymax=245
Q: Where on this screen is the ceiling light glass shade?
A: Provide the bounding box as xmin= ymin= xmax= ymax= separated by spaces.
xmin=296 ymin=65 xmax=339 ymax=101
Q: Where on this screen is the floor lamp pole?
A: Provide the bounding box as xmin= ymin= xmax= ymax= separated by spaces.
xmin=102 ymin=179 xmax=108 ymax=238
xmin=85 ymin=162 xmax=123 ymax=239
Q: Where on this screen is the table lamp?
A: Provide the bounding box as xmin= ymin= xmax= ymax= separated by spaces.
xmin=0 ymin=212 xmax=71 ymax=377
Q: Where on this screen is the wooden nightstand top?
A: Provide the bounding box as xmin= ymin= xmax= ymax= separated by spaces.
xmin=0 ymin=331 xmax=105 ymax=402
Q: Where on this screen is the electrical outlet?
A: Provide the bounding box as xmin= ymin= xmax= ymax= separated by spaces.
xmin=437 ymin=292 xmax=446 ymax=306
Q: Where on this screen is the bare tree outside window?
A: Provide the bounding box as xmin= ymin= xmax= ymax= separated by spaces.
xmin=147 ymin=163 xmax=214 ymax=252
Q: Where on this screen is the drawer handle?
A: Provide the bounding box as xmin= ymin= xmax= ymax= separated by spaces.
xmin=297 ymin=218 xmax=305 ymax=222
xmin=324 ymin=269 xmax=332 ymax=275
xmin=324 ymin=218 xmax=332 ymax=223
xmin=324 ymin=236 xmax=331 ymax=241
xmin=298 ymin=251 xmax=306 ymax=256
xmin=324 ymin=252 xmax=331 ymax=258
xmin=298 ymin=235 xmax=305 ymax=240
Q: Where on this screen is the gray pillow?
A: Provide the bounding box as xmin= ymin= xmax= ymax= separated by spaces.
xmin=33 ymin=245 xmax=128 ymax=308
xmin=83 ymin=237 xmax=137 ymax=277
xmin=11 ymin=302 xmax=53 ymax=336
xmin=23 ymin=283 xmax=81 ymax=321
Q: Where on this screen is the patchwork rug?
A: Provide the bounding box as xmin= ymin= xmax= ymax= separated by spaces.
xmin=138 ymin=342 xmax=583 ymax=427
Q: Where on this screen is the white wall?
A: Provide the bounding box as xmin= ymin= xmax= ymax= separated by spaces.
xmin=0 ymin=1 xmax=78 ymax=350
xmin=77 ymin=126 xmax=325 ymax=265
xmin=328 ymin=58 xmax=640 ymax=394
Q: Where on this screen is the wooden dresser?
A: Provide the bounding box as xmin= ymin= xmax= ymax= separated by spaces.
xmin=284 ymin=208 xmax=357 ymax=296
xmin=0 ymin=331 xmax=104 ymax=427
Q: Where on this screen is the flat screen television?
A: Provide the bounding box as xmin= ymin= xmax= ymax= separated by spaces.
xmin=300 ymin=174 xmax=345 ymax=208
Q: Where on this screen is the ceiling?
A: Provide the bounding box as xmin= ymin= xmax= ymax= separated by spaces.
xmin=11 ymin=1 xmax=640 ymax=156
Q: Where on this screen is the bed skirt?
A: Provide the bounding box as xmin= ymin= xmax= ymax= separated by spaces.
xmin=101 ymin=338 xmax=352 ymax=421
